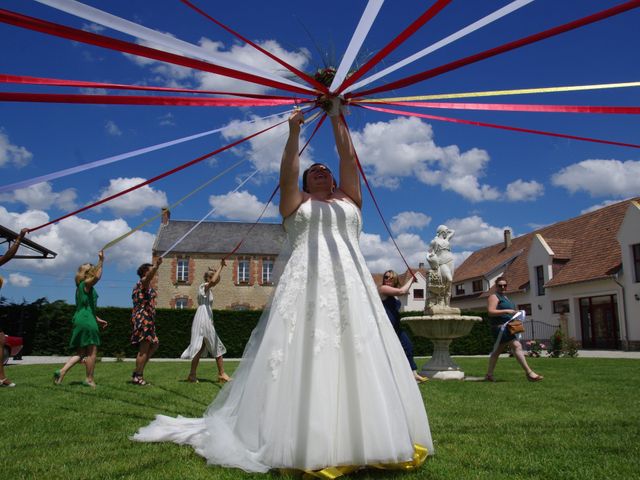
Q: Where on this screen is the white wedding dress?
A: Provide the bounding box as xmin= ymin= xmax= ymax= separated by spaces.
xmin=133 ymin=198 xmax=433 ymax=473
xmin=180 ymin=283 xmax=226 ymax=360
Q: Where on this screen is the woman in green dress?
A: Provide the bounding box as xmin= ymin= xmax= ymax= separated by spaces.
xmin=54 ymin=251 xmax=108 ymax=388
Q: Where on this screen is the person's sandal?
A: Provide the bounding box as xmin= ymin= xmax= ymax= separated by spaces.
xmin=218 ymin=373 xmax=231 ymax=383
xmin=0 ymin=378 xmax=16 ymax=388
xmin=53 ymin=369 xmax=62 ymax=385
xmin=132 ymin=372 xmax=148 ymax=386
xmin=186 ymin=375 xmax=199 ymax=384
xmin=526 ymin=372 xmax=544 ymax=382
xmin=484 ymin=374 xmax=496 ymax=382
xmin=82 ymin=380 xmax=97 ymax=388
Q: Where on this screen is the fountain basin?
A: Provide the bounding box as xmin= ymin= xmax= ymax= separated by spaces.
xmin=402 ymin=314 xmax=482 ymax=380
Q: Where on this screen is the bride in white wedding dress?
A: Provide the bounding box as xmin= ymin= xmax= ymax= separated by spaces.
xmin=133 ymin=101 xmax=433 ymax=476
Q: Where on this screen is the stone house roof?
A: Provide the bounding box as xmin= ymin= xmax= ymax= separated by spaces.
xmin=153 ymin=220 xmax=286 ymax=255
xmin=453 ymin=197 xmax=639 ymax=294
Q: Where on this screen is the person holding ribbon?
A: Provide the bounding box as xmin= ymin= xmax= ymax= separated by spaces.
xmin=485 ymin=276 xmax=543 ymax=382
xmin=130 ymin=258 xmax=162 ymax=386
xmin=134 ymin=98 xmax=433 ymax=476
xmin=379 ymin=269 xmax=427 ymax=383
xmin=182 ymin=259 xmax=230 ymax=384
xmin=0 ymin=227 xmax=28 ymax=387
xmin=53 ymin=251 xmax=108 ymax=388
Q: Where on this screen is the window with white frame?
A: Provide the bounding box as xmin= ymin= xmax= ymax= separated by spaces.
xmin=175 ymin=297 xmax=188 ymax=309
xmin=535 ymin=265 xmax=545 ymax=296
xmin=413 ymin=289 xmax=424 ymax=299
xmin=237 ymin=257 xmax=250 ymax=284
xmin=633 ymin=244 xmax=640 ymax=282
xmin=176 ymin=258 xmax=189 ymax=282
xmin=262 ymin=258 xmax=274 ymax=284
xmin=455 ymin=284 xmax=465 ymax=295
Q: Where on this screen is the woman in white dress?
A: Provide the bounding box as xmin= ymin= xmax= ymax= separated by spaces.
xmin=181 ymin=259 xmax=230 ymax=383
xmin=133 ymin=99 xmax=433 ymax=476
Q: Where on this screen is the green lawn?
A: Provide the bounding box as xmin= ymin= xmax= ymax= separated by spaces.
xmin=2 ymin=358 xmax=639 ymax=480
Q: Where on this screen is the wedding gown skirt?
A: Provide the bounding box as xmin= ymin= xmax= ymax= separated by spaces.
xmin=133 ymin=198 xmax=433 ymax=472
xmin=181 ymin=284 xmax=226 ymax=359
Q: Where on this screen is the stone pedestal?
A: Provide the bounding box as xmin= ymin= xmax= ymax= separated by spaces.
xmin=402 ymin=314 xmax=483 ymax=380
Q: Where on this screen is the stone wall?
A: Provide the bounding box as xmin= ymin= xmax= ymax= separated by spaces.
xmin=155 ymin=253 xmax=277 ymax=310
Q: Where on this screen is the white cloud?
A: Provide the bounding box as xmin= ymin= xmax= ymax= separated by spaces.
xmin=0 ymin=130 xmax=33 ymax=168
xmin=0 ymin=182 xmax=77 ymax=211
xmin=125 ymin=34 xmax=310 ymax=94
xmin=444 ymin=215 xmax=512 ymax=250
xmin=580 ymin=199 xmax=624 ymax=214
xmin=505 ymin=179 xmax=544 ymax=201
xmin=208 ymin=190 xmax=279 ymax=221
xmin=390 ymin=211 xmax=431 ymax=234
xmin=220 ymin=113 xmax=314 ymax=173
xmin=105 ymin=120 xmax=122 ymax=136
xmin=0 ymin=206 xmax=155 ymax=273
xmin=95 ymin=178 xmax=168 ymax=217
xmin=551 ymin=159 xmax=640 ymax=197
xmin=350 ymin=117 xmax=499 ymax=201
xmin=360 ymin=231 xmax=430 ymax=274
xmin=8 ymin=273 xmax=31 ymax=287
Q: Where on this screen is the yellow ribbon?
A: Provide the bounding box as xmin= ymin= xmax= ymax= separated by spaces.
xmin=352 ymin=81 xmax=640 ymax=103
xmin=299 ymin=444 xmax=429 ymax=479
xmin=101 ymin=158 xmax=246 ymax=251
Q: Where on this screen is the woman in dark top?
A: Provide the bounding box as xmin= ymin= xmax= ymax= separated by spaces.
xmin=379 ymin=270 xmax=427 ymax=383
xmin=486 ymin=276 xmax=543 ymax=382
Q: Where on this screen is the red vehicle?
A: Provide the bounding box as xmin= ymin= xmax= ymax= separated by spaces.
xmin=2 ymin=335 xmax=23 ymax=365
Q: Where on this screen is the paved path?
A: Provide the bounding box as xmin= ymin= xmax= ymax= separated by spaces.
xmin=5 ymin=350 xmax=639 ymax=366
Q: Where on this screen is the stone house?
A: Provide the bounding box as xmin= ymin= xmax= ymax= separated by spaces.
xmin=152 ymin=211 xmax=286 ymax=310
xmin=451 ymin=198 xmax=640 ymax=350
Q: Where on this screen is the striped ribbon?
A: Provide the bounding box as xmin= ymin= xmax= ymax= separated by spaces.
xmin=356 ymin=100 xmax=640 ymax=115
xmin=0 ymin=109 xmax=295 ymax=194
xmin=358 ymin=104 xmax=640 ymax=149
xmin=0 ymin=92 xmax=304 ymax=107
xmin=0 ymin=74 xmax=305 ymax=100
xmin=343 ymin=0 xmax=533 ymax=94
xmin=353 ymin=81 xmax=640 ymax=102
xmin=350 ymin=0 xmax=640 ymax=97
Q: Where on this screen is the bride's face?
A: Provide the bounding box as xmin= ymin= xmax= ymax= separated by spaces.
xmin=306 ymin=164 xmax=334 ymax=193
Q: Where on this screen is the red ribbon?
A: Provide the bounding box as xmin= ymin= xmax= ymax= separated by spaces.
xmin=28 ymin=117 xmax=289 ymax=233
xmin=0 ymin=92 xmax=305 ymax=107
xmin=357 ymin=104 xmax=640 ymax=149
xmin=0 ymin=8 xmax=316 ymax=96
xmin=180 ymin=0 xmax=327 ymax=94
xmin=0 ymin=74 xmax=306 ymax=100
xmin=350 ymin=0 xmax=640 ymax=98
xmin=336 ymin=0 xmax=451 ymax=95
xmin=339 ymin=113 xmax=415 ymax=278
xmin=357 ymin=100 xmax=640 ymax=115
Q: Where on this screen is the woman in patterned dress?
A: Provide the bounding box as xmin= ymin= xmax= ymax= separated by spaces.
xmin=131 ymin=258 xmax=162 ymax=386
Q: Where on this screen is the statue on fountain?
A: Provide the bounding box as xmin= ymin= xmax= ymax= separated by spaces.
xmin=425 ymin=225 xmax=460 ymax=315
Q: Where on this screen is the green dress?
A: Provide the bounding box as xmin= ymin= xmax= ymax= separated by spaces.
xmin=69 ymin=280 xmax=101 ymax=348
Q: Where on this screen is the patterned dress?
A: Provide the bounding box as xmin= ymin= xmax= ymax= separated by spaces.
xmin=130 ymin=281 xmax=158 ymax=346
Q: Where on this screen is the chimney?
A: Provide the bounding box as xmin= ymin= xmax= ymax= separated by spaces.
xmin=418 ymin=262 xmax=425 ymax=269
xmin=504 ymin=229 xmax=512 ymax=249
xmin=161 ymin=208 xmax=171 ymax=226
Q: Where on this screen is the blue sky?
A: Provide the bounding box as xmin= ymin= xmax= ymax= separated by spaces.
xmin=1 ymin=0 xmax=639 ymax=306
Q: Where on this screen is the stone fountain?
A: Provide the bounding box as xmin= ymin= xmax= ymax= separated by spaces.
xmin=402 ymin=225 xmax=482 ymax=380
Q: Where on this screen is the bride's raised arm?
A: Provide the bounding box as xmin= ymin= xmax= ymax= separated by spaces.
xmin=279 ymin=110 xmax=305 ymax=218
xmin=330 ymin=102 xmax=362 ymax=208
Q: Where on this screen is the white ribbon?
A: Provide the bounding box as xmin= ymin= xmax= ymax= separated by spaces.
xmin=344 ymin=0 xmax=534 ymax=94
xmin=34 ymin=0 xmax=312 ymax=92
xmin=491 ymin=310 xmax=526 ymax=354
xmin=329 ymin=0 xmax=384 ymax=92
xmin=0 ymin=108 xmax=295 ymax=194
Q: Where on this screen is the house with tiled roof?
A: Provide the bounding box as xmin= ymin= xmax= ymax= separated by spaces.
xmin=152 ymin=210 xmax=286 ymax=310
xmin=451 ymin=198 xmax=640 ymax=351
